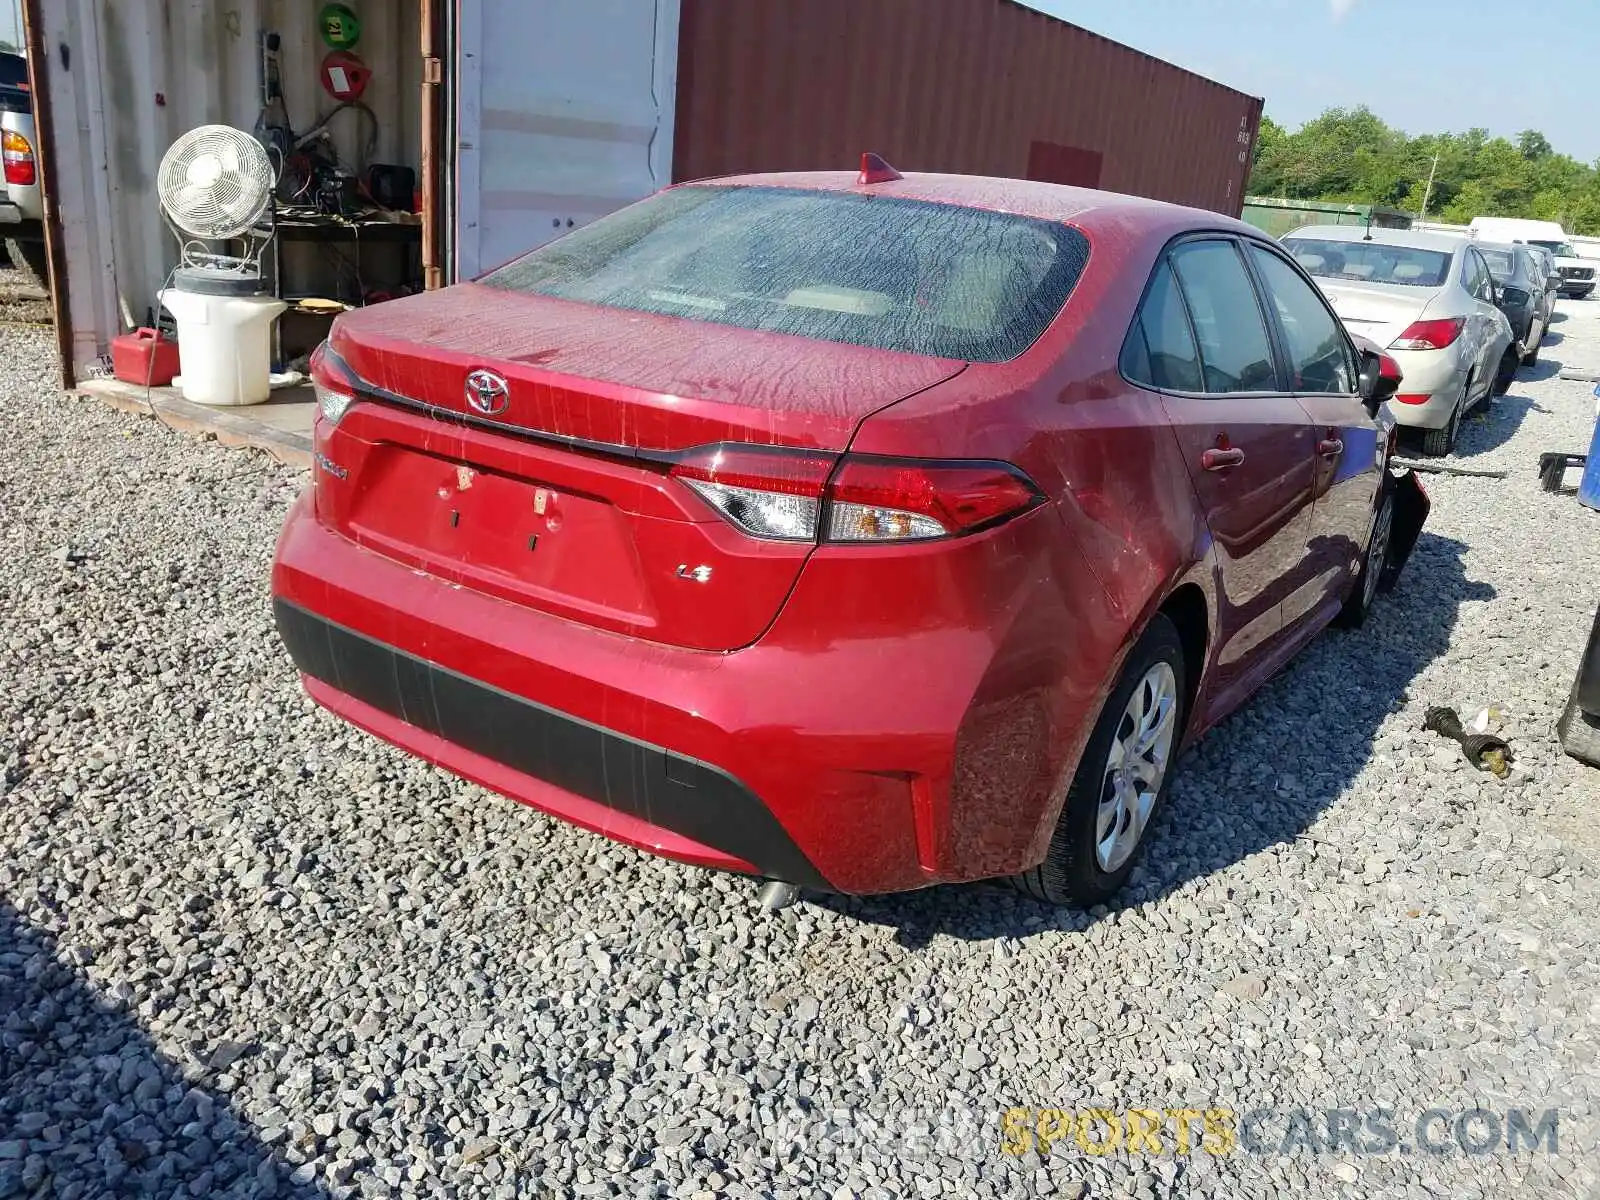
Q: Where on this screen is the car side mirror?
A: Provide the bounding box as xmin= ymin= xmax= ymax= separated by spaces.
xmin=1358 ymin=349 xmax=1401 ymax=416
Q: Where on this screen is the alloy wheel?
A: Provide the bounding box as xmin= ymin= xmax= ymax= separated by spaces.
xmin=1362 ymin=493 xmax=1394 ymax=611
xmin=1095 ymin=662 xmax=1179 ymax=872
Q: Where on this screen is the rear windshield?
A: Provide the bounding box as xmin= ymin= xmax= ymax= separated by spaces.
xmin=1286 ymin=238 xmax=1452 ymax=288
xmin=481 ymin=185 xmax=1090 ymax=362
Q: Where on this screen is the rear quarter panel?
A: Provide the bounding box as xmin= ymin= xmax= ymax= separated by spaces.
xmin=844 ymin=207 xmax=1219 ymax=876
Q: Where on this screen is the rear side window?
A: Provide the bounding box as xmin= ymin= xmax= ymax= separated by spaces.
xmin=1464 ymin=250 xmax=1492 ymax=300
xmin=1248 ymin=246 xmax=1356 ymax=394
xmin=1170 ymin=240 xmax=1279 ymax=394
xmin=482 ymin=185 xmax=1091 ymax=363
xmin=1121 ymin=261 xmax=1202 ymax=391
xmin=1479 ymin=248 xmax=1515 ymax=280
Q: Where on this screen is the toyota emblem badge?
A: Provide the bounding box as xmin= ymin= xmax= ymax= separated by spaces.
xmin=465 ymin=368 xmax=510 ymax=416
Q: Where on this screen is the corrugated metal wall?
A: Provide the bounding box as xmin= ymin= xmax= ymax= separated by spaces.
xmin=673 ymin=0 xmax=1261 ymax=217
xmin=40 ymin=0 xmax=420 ymax=375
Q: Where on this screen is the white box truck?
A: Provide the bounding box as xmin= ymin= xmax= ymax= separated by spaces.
xmin=1470 ymin=217 xmax=1595 ymax=299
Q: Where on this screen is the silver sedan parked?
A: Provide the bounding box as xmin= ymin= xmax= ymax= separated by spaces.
xmin=1283 ymin=225 xmax=1515 ymax=456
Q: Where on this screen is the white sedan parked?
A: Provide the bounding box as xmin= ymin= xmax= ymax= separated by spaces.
xmin=1283 ymin=225 xmax=1516 ymax=455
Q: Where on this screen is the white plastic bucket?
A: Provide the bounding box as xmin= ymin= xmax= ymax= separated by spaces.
xmin=157 ymin=288 xmax=287 ymax=406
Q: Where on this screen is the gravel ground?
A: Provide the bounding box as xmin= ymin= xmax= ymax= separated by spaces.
xmin=0 ymin=266 xmax=52 ymax=331
xmin=2 ymin=278 xmax=1599 ymax=1199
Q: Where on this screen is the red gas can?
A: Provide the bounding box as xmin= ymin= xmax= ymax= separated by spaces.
xmin=111 ymin=328 xmax=181 ymax=387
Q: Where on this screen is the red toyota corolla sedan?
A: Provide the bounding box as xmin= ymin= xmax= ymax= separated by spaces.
xmin=273 ymin=160 xmax=1425 ymax=905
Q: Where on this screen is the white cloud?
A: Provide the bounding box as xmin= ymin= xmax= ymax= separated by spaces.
xmin=1329 ymin=0 xmax=1358 ymax=20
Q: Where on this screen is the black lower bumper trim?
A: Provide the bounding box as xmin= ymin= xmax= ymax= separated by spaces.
xmin=273 ymin=598 xmax=831 ymax=891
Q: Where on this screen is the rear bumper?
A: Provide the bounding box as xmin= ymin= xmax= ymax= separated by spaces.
xmin=1382 ymin=347 xmax=1465 ymax=430
xmin=275 ymin=596 xmax=833 ymax=889
xmin=272 ymin=490 xmax=1096 ymax=894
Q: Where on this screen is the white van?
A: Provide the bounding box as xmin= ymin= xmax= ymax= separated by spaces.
xmin=1470 ymin=217 xmax=1595 ymax=298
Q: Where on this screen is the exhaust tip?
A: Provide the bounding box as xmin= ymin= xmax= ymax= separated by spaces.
xmin=756 ymin=880 xmax=801 ymax=913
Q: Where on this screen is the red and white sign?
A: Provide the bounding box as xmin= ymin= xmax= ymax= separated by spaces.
xmin=320 ymin=50 xmax=371 ymax=103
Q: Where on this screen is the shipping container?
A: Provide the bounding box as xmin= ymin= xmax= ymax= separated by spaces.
xmin=28 ymin=0 xmax=1260 ymax=386
xmin=31 ymin=0 xmax=426 ymax=382
xmin=675 ymin=0 xmax=1261 ymax=217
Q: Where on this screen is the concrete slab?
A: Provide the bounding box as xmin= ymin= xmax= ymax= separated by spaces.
xmin=78 ymin=377 xmax=314 ymax=468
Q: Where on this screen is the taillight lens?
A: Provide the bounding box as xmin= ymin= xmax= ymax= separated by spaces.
xmin=670 ymin=444 xmax=1043 ymax=543
xmin=1394 ymin=394 xmax=1431 ymax=405
xmin=1389 ymin=317 xmax=1464 ymax=351
xmin=670 ymin=445 xmax=833 ymax=541
xmin=309 ymin=343 xmax=355 ymax=426
xmin=826 ymin=458 xmax=1042 ymax=541
xmin=2 ymin=129 xmax=35 ymax=186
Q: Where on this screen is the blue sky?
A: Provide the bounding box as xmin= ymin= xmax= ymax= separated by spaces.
xmin=1027 ymin=0 xmax=1600 ymax=163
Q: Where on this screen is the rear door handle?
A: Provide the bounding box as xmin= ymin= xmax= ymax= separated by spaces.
xmin=1201 ymin=447 xmax=1245 ymax=471
xmin=1318 ymin=438 xmax=1344 ymax=457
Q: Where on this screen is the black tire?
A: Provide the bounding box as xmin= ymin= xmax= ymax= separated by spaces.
xmin=1420 ymin=378 xmax=1466 ymax=457
xmin=1335 ymin=480 xmax=1393 ymax=629
xmin=1009 ymin=614 xmax=1187 ymax=906
xmin=3 ymin=237 xmax=48 ymax=291
xmin=1556 ymin=678 xmax=1600 ymax=769
xmin=1521 ymin=317 xmax=1542 ymax=365
xmin=1491 ymin=346 xmax=1517 ymax=397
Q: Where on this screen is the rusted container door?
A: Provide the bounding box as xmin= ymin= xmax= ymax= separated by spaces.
xmin=673 ymin=0 xmax=1261 ymax=217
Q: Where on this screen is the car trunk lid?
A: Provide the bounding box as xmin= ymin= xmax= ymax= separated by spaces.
xmin=1316 ymin=280 xmax=1434 ymax=348
xmin=330 ymin=284 xmax=963 ymax=453
xmin=316 ymin=285 xmax=965 ymax=651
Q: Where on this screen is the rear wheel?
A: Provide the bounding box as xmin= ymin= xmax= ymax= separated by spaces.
xmin=1521 ymin=316 xmax=1543 ymax=365
xmin=1009 ymin=615 xmax=1186 ymax=906
xmin=1492 ymin=345 xmax=1517 ymax=396
xmin=2 ymin=238 xmax=48 ymax=292
xmin=1335 ymin=481 xmax=1393 ymax=629
xmin=1420 ymin=376 xmax=1467 ymax=457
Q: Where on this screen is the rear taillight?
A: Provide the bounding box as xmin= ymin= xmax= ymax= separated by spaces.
xmin=669 ymin=444 xmax=1043 ymax=544
xmin=1394 ymin=394 xmax=1430 ymax=405
xmin=309 ymin=343 xmax=355 ymax=426
xmin=670 ymin=445 xmax=833 ymax=541
xmin=826 ymin=457 xmax=1042 ymax=541
xmin=2 ymin=129 xmax=34 ymax=186
xmin=1389 ymin=317 xmax=1464 ymax=351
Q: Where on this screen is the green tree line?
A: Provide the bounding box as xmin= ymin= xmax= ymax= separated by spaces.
xmin=1250 ymin=107 xmax=1600 ymax=234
